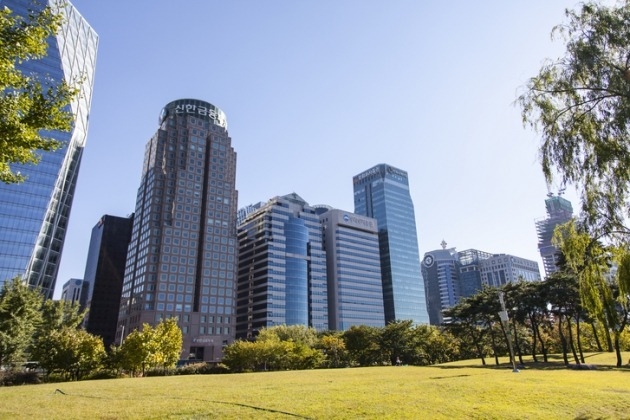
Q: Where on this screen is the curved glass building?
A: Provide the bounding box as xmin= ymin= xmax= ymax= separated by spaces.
xmin=0 ymin=0 xmax=98 ymax=298
xmin=236 ymin=193 xmax=328 ymax=340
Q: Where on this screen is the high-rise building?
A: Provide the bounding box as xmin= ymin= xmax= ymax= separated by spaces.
xmin=83 ymin=214 xmax=133 ymax=349
xmin=60 ymin=278 xmax=89 ymax=309
xmin=319 ymin=209 xmax=384 ymax=330
xmin=118 ymin=99 xmax=238 ymax=362
xmin=535 ymin=194 xmax=573 ymax=277
xmin=0 ymin=0 xmax=98 ymax=298
xmin=353 ymin=163 xmax=429 ymax=324
xmin=421 ymin=245 xmax=459 ymax=326
xmin=422 ymin=244 xmax=541 ymax=325
xmin=236 ymin=193 xmax=328 ymax=339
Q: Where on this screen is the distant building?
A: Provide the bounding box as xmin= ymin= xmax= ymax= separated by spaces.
xmin=422 ymin=243 xmax=541 ymax=325
xmin=60 ymin=278 xmax=89 ymax=309
xmin=353 ymin=164 xmax=429 ymax=324
xmin=83 ymin=214 xmax=133 ymax=349
xmin=320 ymin=209 xmax=384 ymax=330
xmin=536 ymin=194 xmax=573 ymax=277
xmin=118 ymin=99 xmax=238 ymax=362
xmin=0 ymin=0 xmax=98 ymax=298
xmin=236 ymin=193 xmax=328 ymax=339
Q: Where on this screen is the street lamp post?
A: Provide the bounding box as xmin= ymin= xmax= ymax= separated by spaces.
xmin=498 ymin=291 xmax=519 ymax=373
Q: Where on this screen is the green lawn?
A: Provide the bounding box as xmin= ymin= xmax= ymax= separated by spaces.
xmin=1 ymin=352 xmax=629 ymax=419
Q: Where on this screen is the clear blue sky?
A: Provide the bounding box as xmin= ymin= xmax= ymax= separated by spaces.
xmin=54 ymin=0 xmax=589 ymax=298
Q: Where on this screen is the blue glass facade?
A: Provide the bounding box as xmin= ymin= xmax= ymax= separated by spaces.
xmin=236 ymin=193 xmax=328 ymax=339
xmin=0 ymin=0 xmax=97 ymax=298
xmin=353 ymin=164 xmax=429 ymax=324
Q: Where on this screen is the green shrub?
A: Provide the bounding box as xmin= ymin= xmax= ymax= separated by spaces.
xmin=0 ymin=370 xmax=41 ymax=386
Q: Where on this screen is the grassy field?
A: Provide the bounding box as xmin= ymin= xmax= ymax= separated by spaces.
xmin=1 ymin=352 xmax=629 ymax=419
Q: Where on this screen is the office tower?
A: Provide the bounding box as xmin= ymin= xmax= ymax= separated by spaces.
xmin=60 ymin=278 xmax=89 ymax=309
xmin=421 ymin=245 xmax=459 ymax=326
xmin=118 ymin=99 xmax=238 ymax=362
xmin=320 ymin=209 xmax=384 ymax=330
xmin=0 ymin=0 xmax=97 ymax=298
xmin=353 ymin=164 xmax=429 ymax=324
xmin=83 ymin=215 xmax=133 ymax=349
xmin=479 ymin=253 xmax=541 ymax=286
xmin=236 ymin=193 xmax=328 ymax=340
xmin=535 ymin=193 xmax=573 ymax=277
xmin=422 ymin=245 xmax=541 ymax=325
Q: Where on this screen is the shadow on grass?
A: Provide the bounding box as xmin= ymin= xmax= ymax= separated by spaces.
xmin=51 ymin=390 xmax=313 ymax=419
xmin=433 ymin=353 xmax=630 ymax=372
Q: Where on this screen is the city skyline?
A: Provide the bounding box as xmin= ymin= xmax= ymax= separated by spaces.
xmin=47 ymin=1 xmax=587 ymax=298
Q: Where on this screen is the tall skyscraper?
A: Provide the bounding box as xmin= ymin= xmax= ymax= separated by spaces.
xmin=353 ymin=163 xmax=429 ymax=324
xmin=0 ymin=0 xmax=97 ymax=298
xmin=319 ymin=209 xmax=384 ymax=330
xmin=118 ymin=99 xmax=238 ymax=362
xmin=535 ymin=194 xmax=573 ymax=277
xmin=83 ymin=214 xmax=133 ymax=349
xmin=236 ymin=193 xmax=328 ymax=339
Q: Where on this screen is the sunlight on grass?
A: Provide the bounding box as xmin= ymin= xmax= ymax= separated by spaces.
xmin=1 ymin=352 xmax=629 ymax=419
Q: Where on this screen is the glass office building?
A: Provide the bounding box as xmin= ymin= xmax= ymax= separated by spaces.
xmin=319 ymin=209 xmax=384 ymax=330
xmin=83 ymin=214 xmax=134 ymax=349
xmin=236 ymin=193 xmax=328 ymax=340
xmin=0 ymin=0 xmax=97 ymax=298
xmin=353 ymin=164 xmax=429 ymax=324
xmin=118 ymin=99 xmax=238 ymax=362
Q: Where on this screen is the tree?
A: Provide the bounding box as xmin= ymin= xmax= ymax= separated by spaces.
xmin=317 ymin=332 xmax=349 ymax=368
xmin=148 ymin=318 xmax=183 ymax=371
xmin=553 ymin=220 xmax=629 ymax=367
xmin=518 ymin=1 xmax=630 ymax=237
xmin=0 ymin=2 xmax=79 ymax=184
xmin=379 ymin=320 xmax=416 ymax=365
xmin=31 ymin=327 xmax=105 ymax=381
xmin=342 ymin=325 xmax=383 ymax=366
xmin=0 ymin=277 xmax=43 ymax=368
xmin=117 ymin=319 xmax=183 ymax=375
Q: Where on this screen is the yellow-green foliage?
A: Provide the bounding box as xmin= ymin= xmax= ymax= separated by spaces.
xmin=1 ymin=352 xmax=628 ymax=419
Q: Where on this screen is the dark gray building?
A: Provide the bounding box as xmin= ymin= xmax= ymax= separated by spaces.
xmin=83 ymin=214 xmax=133 ymax=349
xmin=118 ymin=99 xmax=238 ymax=362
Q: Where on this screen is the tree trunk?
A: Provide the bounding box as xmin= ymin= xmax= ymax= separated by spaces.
xmin=530 ymin=317 xmax=539 ymax=363
xmin=511 ymin=320 xmax=524 ymax=365
xmin=566 ymin=317 xmax=580 ymax=365
xmin=590 ymin=321 xmax=603 ymax=352
xmin=602 ymin=318 xmax=614 ymax=352
xmin=575 ymin=315 xmax=585 ymax=363
xmin=558 ymin=315 xmax=569 ymax=365
xmin=614 ymin=331 xmax=623 ymax=368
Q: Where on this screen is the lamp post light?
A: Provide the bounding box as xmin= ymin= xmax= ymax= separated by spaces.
xmin=498 ymin=292 xmax=519 ymax=373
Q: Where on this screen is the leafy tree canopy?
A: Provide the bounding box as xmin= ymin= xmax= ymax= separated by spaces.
xmin=0 ymin=3 xmax=78 ymax=184
xmin=518 ymin=1 xmax=630 ymax=238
